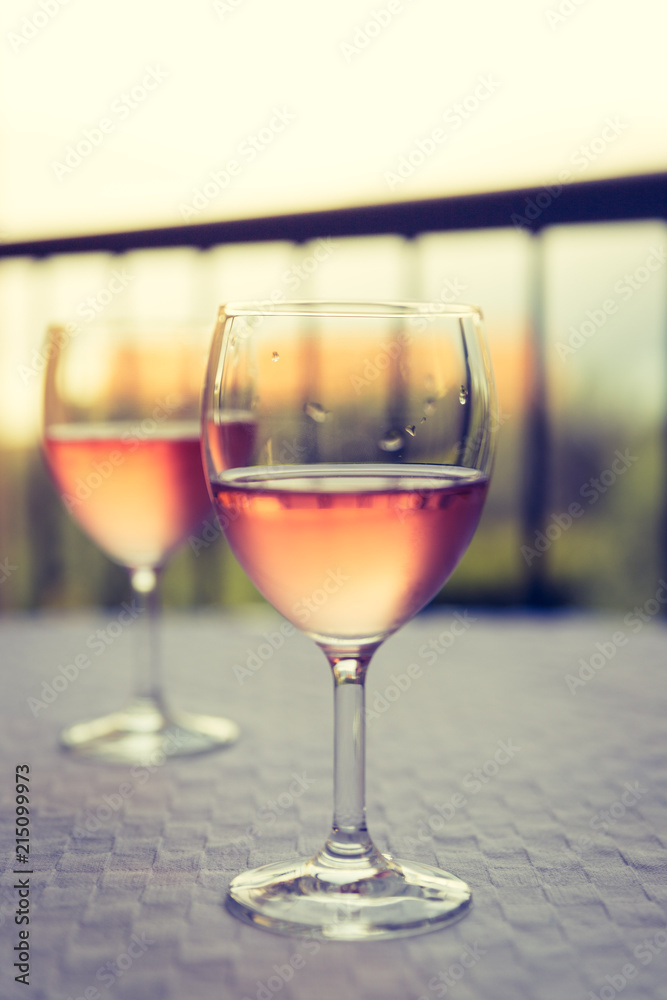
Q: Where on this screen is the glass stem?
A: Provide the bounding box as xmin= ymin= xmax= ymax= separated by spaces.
xmin=320 ymin=652 xmax=385 ymax=869
xmin=130 ymin=566 xmax=165 ymax=712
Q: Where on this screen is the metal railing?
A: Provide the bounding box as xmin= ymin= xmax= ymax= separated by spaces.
xmin=2 ymin=170 xmax=666 ymax=606
xmin=1 ymin=171 xmax=666 ymax=257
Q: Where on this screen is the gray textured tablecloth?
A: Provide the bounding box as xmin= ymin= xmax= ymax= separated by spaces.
xmin=1 ymin=609 xmax=666 ymax=1000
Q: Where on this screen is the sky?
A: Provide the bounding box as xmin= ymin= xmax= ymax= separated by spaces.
xmin=0 ymin=0 xmax=665 ymax=239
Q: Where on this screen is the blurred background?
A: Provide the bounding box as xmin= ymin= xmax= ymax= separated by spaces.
xmin=1 ymin=0 xmax=666 ymax=613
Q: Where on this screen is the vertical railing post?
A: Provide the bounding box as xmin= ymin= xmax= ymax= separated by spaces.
xmin=522 ymin=229 xmax=552 ymax=606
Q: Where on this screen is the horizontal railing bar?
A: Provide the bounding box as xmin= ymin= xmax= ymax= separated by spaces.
xmin=1 ymin=171 xmax=666 ymax=260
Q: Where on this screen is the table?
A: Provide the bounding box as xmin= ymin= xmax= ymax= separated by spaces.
xmin=1 ymin=609 xmax=666 ymax=1000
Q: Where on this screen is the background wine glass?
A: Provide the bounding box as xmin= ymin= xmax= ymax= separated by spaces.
xmin=202 ymin=301 xmax=496 ymax=940
xmin=42 ymin=319 xmax=239 ymax=763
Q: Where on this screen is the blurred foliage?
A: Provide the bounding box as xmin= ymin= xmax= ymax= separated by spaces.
xmin=0 ymin=414 xmax=663 ymax=614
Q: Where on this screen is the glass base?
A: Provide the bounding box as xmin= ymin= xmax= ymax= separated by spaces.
xmin=226 ymin=853 xmax=472 ymax=940
xmin=60 ymin=697 xmax=239 ymax=764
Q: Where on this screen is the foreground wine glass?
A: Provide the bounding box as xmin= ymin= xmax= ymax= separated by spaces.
xmin=202 ymin=302 xmax=496 ymax=939
xmin=42 ymin=320 xmax=239 ymax=763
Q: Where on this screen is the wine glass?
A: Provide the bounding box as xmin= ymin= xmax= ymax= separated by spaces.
xmin=42 ymin=319 xmax=240 ymax=763
xmin=201 ymin=301 xmax=496 ymax=939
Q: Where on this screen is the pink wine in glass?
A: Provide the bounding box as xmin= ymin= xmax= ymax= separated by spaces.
xmin=44 ymin=421 xmax=212 ymax=568
xmin=211 ymin=464 xmax=488 ymax=645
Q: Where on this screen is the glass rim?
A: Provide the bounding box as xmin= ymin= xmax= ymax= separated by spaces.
xmin=219 ymin=300 xmax=483 ymax=319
